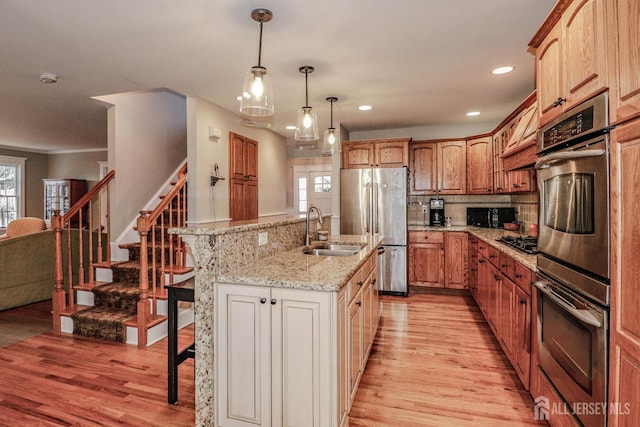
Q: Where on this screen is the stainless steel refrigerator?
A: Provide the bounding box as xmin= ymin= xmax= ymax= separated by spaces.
xmin=340 ymin=167 xmax=408 ymax=296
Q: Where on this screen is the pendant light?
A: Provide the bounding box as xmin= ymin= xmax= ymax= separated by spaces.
xmin=295 ymin=66 xmax=319 ymax=142
xmin=240 ymin=9 xmax=274 ymax=117
xmin=322 ymin=97 xmax=340 ymax=155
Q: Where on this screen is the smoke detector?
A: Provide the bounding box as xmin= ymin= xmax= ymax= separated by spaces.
xmin=39 ymin=72 xmax=58 ymax=83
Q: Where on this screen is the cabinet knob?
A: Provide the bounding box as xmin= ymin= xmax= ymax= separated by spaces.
xmin=553 ymin=97 xmax=566 ymax=107
xmin=358 ymin=281 xmax=363 ymax=287
xmin=356 ymin=301 xmax=362 ymax=307
xmin=270 ymin=298 xmax=277 ymax=305
xmin=260 ymin=298 xmax=267 ymax=304
xmin=479 ymin=259 xmax=486 ymax=264
xmin=489 ymin=254 xmax=496 ymax=259
xmin=515 ymin=273 xmax=522 ymax=279
xmin=501 ymin=263 xmax=507 ymax=268
xmin=519 ymin=299 xmax=526 ymax=305
xmin=424 ymin=236 xmax=429 ymax=240
xmin=494 ymin=275 xmax=500 ymax=281
xmin=371 ymin=279 xmax=376 ymax=285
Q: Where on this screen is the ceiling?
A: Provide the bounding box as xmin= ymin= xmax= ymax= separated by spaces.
xmin=0 ymin=0 xmax=556 ymax=153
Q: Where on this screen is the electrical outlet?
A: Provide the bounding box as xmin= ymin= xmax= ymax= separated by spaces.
xmin=258 ymin=231 xmax=268 ymax=246
xmin=421 ymin=204 xmax=428 ymax=214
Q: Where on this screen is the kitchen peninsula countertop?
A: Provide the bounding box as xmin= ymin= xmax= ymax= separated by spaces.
xmin=218 ymin=234 xmax=383 ymax=292
xmin=408 ymin=224 xmax=537 ymax=270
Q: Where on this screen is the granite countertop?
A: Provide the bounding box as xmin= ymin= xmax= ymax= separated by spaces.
xmin=217 ymin=234 xmax=384 ymax=292
xmin=408 ymin=224 xmax=538 ymax=270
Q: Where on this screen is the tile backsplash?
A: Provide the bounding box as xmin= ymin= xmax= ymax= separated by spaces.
xmin=408 ymin=193 xmax=538 ymax=233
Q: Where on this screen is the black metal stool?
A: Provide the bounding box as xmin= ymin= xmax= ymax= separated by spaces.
xmin=166 ymin=278 xmax=195 ymax=404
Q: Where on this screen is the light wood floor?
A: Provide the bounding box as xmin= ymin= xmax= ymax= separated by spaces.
xmin=0 ymin=311 xmax=195 ymax=426
xmin=349 ymin=291 xmax=542 ymax=427
xmin=0 ymin=292 xmax=540 ymax=426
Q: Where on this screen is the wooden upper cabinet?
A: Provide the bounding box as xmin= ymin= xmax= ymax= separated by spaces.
xmin=493 ymin=130 xmax=510 ymax=194
xmin=438 ymin=140 xmax=466 ymax=194
xmin=466 ymin=136 xmax=493 ymax=194
xmin=532 ymin=0 xmax=607 ymax=127
xmin=342 ymin=138 xmax=410 ymax=169
xmin=607 ymin=0 xmax=640 ymax=125
xmin=410 ymin=139 xmax=466 ymax=195
xmin=409 ymin=142 xmax=437 ymax=194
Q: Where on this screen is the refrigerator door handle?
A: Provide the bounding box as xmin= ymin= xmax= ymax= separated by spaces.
xmin=373 ymin=182 xmax=379 ymax=234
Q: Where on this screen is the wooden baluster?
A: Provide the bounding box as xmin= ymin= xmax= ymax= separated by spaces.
xmin=78 ymin=208 xmax=85 ymax=287
xmin=52 ymin=210 xmax=66 ymax=333
xmin=137 ymin=210 xmax=150 ymax=348
xmin=88 ymin=199 xmax=94 ymax=284
xmin=66 ymin=223 xmax=75 ymax=307
xmin=105 ymin=184 xmax=111 ymax=264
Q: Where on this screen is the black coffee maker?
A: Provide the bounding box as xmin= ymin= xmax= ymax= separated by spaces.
xmin=429 ymin=198 xmax=445 ymax=226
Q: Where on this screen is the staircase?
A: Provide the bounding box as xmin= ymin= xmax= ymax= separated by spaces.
xmin=53 ymin=164 xmax=193 ymax=347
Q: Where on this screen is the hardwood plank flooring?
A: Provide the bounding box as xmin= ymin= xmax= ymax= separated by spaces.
xmin=0 ymin=322 xmax=195 ymax=426
xmin=349 ymin=291 xmax=542 ymax=427
xmin=0 ymin=300 xmax=52 ymax=348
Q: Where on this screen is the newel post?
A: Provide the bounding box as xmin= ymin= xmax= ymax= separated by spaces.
xmin=137 ymin=211 xmax=150 ymax=348
xmin=52 ymin=210 xmax=65 ymax=333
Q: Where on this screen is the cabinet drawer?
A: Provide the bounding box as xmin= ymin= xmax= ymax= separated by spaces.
xmin=409 ymin=231 xmax=444 ymax=243
xmin=514 ymin=262 xmax=533 ymax=296
xmin=499 ymin=252 xmax=515 ymax=279
xmin=348 ymin=268 xmax=365 ymax=301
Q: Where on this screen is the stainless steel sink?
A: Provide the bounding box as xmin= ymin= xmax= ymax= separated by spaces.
xmin=312 ymin=243 xmax=365 ymax=251
xmin=302 ymin=248 xmax=360 ymax=257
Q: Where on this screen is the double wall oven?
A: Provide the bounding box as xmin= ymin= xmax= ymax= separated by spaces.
xmin=534 ymin=92 xmax=610 ymax=427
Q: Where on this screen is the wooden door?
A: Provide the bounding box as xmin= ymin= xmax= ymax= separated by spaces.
xmin=342 ymin=142 xmax=373 ymax=169
xmin=437 ymin=140 xmax=466 ymax=194
xmin=216 ymin=283 xmax=271 ymax=427
xmin=514 ymin=283 xmax=531 ymax=390
xmin=409 ymin=142 xmax=437 ymax=194
xmin=271 ymin=287 xmax=332 ymax=427
xmin=536 ymin=22 xmax=564 ymax=126
xmin=609 ymin=119 xmax=640 ymax=427
xmin=607 ymin=0 xmax=640 ymax=125
xmin=445 ymin=232 xmax=468 ymax=289
xmin=562 ymin=0 xmax=607 ymax=109
xmin=409 ymin=243 xmax=444 ymax=287
xmin=230 ymin=132 xmax=247 ymax=180
xmin=245 ymin=138 xmax=258 ymax=181
xmin=466 ymin=136 xmax=493 ymax=194
xmin=374 ymin=139 xmax=409 ymax=167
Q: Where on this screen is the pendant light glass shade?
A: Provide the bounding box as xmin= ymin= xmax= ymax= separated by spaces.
xmin=295 ymin=66 xmax=319 ymax=142
xmin=322 ymin=97 xmax=340 ymax=155
xmin=240 ymin=9 xmax=274 ymax=117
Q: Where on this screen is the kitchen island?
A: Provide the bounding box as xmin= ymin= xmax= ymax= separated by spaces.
xmin=170 ymin=215 xmax=382 ymax=427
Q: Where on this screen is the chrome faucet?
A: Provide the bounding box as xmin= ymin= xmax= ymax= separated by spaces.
xmin=305 ymin=206 xmax=323 ymax=245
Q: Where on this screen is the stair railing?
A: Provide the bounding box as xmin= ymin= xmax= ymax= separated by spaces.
xmin=52 ymin=170 xmax=115 ymax=334
xmin=135 ymin=164 xmax=188 ymax=347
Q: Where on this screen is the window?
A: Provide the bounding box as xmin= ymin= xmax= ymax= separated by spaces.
xmin=314 ymin=175 xmax=331 ymax=193
xmin=0 ymin=156 xmax=26 ymax=228
xmin=298 ymin=177 xmax=308 ymax=213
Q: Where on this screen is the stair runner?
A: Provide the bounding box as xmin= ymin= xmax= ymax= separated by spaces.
xmin=71 ymin=243 xmax=163 ymax=343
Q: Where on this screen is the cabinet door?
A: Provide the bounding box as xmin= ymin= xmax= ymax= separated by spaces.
xmin=477 ymin=256 xmax=489 ymax=316
xmin=230 ymin=132 xmax=247 ymax=179
xmin=337 ymin=288 xmax=349 ymax=427
xmin=245 ymin=138 xmax=258 ymax=181
xmin=342 ymin=142 xmax=374 ymax=169
xmin=563 ymin=0 xmax=607 ymax=108
xmin=438 ymin=140 xmax=466 ymax=194
xmin=348 ymin=290 xmax=363 ymax=403
xmin=486 ymin=264 xmax=501 ymax=334
xmin=409 ymin=243 xmax=444 ymax=288
xmin=498 ymin=275 xmax=515 ymax=360
xmin=466 ymin=136 xmax=493 ymax=194
xmin=509 ymin=170 xmax=535 ymax=193
xmin=216 ymin=284 xmax=271 ymax=427
xmin=513 ymin=284 xmax=531 ymax=390
xmin=409 ymin=142 xmax=437 ymax=194
xmin=271 ymin=287 xmax=332 ymax=427
xmin=607 ymin=0 xmax=640 ymax=124
xmin=445 ymin=232 xmax=468 ymax=289
xmin=492 ymin=131 xmax=511 ymax=194
xmin=536 ymin=22 xmax=564 ymax=126
xmin=374 ymin=140 xmax=408 ymax=167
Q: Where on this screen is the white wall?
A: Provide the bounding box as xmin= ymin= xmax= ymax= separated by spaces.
xmin=47 ymin=150 xmax=107 ymax=181
xmin=96 ymin=89 xmax=187 ymax=238
xmin=186 ymin=97 xmax=287 ymax=224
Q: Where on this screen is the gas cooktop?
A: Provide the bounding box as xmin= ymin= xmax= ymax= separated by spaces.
xmin=496 ymin=236 xmax=539 ymax=255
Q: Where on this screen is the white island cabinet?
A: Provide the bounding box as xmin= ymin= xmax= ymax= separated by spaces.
xmin=215 ymin=249 xmax=379 ymax=427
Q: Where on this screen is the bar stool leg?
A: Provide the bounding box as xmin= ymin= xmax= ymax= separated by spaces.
xmin=168 ymin=288 xmax=178 ymax=404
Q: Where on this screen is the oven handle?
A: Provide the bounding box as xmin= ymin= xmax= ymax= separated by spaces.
xmin=534 ymin=149 xmax=606 ymax=170
xmin=533 ymin=281 xmax=602 ymax=328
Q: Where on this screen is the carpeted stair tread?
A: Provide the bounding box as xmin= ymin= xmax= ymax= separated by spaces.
xmin=71 ymin=306 xmax=134 ymax=343
xmin=92 ymin=282 xmax=141 ymax=313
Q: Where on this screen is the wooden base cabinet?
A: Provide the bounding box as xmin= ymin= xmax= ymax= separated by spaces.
xmin=409 ymin=231 xmax=444 ymax=287
xmin=444 ymin=232 xmax=468 ymax=289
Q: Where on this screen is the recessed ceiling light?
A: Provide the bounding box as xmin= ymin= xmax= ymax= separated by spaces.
xmin=358 ymin=105 xmax=373 ymax=111
xmin=285 ymin=125 xmax=296 ymax=130
xmin=467 ymin=111 xmax=481 ymax=117
xmin=39 ymin=72 xmax=58 ymax=83
xmin=492 ymin=66 xmax=514 ymax=75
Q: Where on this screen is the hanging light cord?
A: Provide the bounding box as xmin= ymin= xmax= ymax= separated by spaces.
xmin=329 ymin=98 xmax=334 ymax=127
xmin=304 ymin=69 xmax=310 ymax=108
